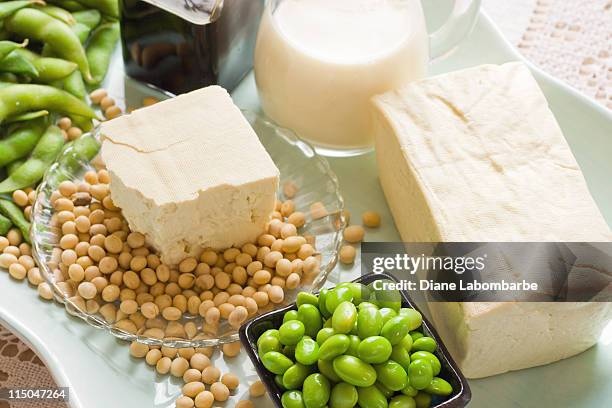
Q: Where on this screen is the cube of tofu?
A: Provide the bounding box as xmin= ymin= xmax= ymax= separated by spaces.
xmin=100 ymin=86 xmax=279 ymax=265
xmin=372 ymin=62 xmax=612 ymax=378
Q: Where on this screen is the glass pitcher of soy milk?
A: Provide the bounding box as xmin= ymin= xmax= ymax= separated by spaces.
xmin=254 ymin=0 xmax=481 ymax=156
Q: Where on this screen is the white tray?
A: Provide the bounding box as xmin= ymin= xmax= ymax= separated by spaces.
xmin=0 ymin=10 xmax=611 ymax=408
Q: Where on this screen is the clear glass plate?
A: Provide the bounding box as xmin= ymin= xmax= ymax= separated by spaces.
xmin=31 ymin=110 xmax=345 ymax=348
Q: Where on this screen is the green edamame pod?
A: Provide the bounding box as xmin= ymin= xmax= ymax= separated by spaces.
xmin=0 ymin=72 xmax=18 ymax=83
xmin=5 ymin=8 xmax=92 ymax=82
xmin=0 ymin=213 xmax=12 ymax=235
xmin=0 ymin=51 xmax=39 ymax=77
xmin=34 ymin=4 xmax=76 ymax=25
xmin=0 ymin=125 xmax=65 ymax=193
xmin=0 ymin=198 xmax=30 ymax=242
xmin=0 ymin=0 xmax=42 ymax=20
xmin=62 ymin=70 xmax=86 ymax=100
xmin=6 ymin=110 xmax=49 ymax=124
xmin=72 ymin=9 xmax=101 ymax=29
xmin=73 ymin=0 xmax=119 ymax=19
xmin=7 ymin=159 xmax=25 ymax=175
xmin=0 ymin=40 xmax=27 ymax=61
xmin=14 ymin=48 xmax=78 ymax=82
xmin=0 ymin=118 xmax=47 ymax=166
xmin=0 ymin=84 xmax=98 ymax=124
xmin=46 ymin=0 xmax=86 ymax=12
xmin=86 ymin=21 xmax=120 ymax=85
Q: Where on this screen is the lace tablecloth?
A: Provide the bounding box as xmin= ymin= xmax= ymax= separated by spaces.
xmin=0 ymin=1 xmax=611 ymax=407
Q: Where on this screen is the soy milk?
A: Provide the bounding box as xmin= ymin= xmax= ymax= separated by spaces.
xmin=254 ymin=0 xmax=429 ymax=152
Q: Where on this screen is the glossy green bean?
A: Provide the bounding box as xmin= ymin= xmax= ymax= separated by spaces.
xmin=295 ymin=337 xmax=319 ymax=366
xmin=283 ymin=363 xmax=313 ymax=390
xmin=86 ymin=21 xmax=119 ymax=85
xmin=332 ymin=301 xmax=357 ymax=334
xmin=14 ymin=48 xmax=78 ymax=82
xmin=62 ymin=70 xmax=86 ymax=99
xmin=297 ymin=304 xmax=323 ymax=338
xmin=356 ymin=385 xmax=388 ymax=408
xmin=0 ymin=198 xmax=30 ymax=242
xmin=0 ymin=125 xmax=65 ymax=193
xmin=5 ymin=8 xmax=92 ymax=81
xmin=302 ymin=373 xmax=330 ymax=408
xmin=329 ymin=382 xmax=358 ymax=408
xmin=0 ymin=51 xmax=39 ymax=77
xmin=424 ymin=377 xmax=453 ymax=396
xmin=284 ymin=310 xmax=299 ymax=324
xmin=414 ymin=392 xmax=432 ymax=408
xmin=0 ymin=0 xmax=41 ymax=19
xmin=46 ymin=0 xmax=86 ymax=12
xmin=281 ymin=390 xmax=305 ymax=408
xmin=34 ymin=4 xmax=76 ymax=25
xmin=73 ymin=0 xmax=119 ymax=18
xmin=261 ymin=351 xmax=294 ymax=375
xmin=374 ymin=361 xmax=408 ymax=391
xmin=6 ymin=159 xmax=25 ymax=175
xmin=0 ymin=84 xmax=98 ymax=124
xmin=332 ymin=355 xmax=377 ymax=387
xmin=6 ymin=110 xmax=49 ymax=123
xmin=389 ymin=395 xmax=416 ymax=408
xmin=296 ymin=292 xmax=319 ymax=307
xmin=0 ymin=213 xmax=12 ymax=235
xmin=317 ymin=359 xmax=341 ymax=383
xmin=0 ymin=40 xmax=27 ymax=61
xmin=0 ymin=118 xmax=47 ymax=166
xmin=72 ymin=9 xmax=101 ymax=30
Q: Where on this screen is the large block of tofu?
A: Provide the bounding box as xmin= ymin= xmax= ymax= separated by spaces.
xmin=100 ymin=86 xmax=279 ymax=265
xmin=372 ymin=62 xmax=612 ymax=378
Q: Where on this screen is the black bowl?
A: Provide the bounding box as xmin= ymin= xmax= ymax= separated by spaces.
xmin=239 ymin=272 xmax=472 ymax=408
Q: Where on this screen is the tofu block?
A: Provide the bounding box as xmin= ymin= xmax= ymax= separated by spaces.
xmin=100 ymin=86 xmax=279 ymax=265
xmin=372 ymin=62 xmax=612 ymax=378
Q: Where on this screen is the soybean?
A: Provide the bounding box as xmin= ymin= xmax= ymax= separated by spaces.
xmin=302 ymin=373 xmax=330 ymax=408
xmin=72 ymin=10 xmax=101 ymax=29
xmin=86 ymin=22 xmax=120 ymax=85
xmin=0 ymin=199 xmax=30 ymax=242
xmin=0 ymin=1 xmax=39 ymax=20
xmin=332 ymin=355 xmax=377 ymax=387
xmin=0 ymin=118 xmax=47 ymax=167
xmin=279 ymin=320 xmax=305 ymax=346
xmin=319 ymin=334 xmax=350 ymax=361
xmin=357 ymin=336 xmax=392 ymax=364
xmin=329 ymin=382 xmax=358 ymax=408
xmin=375 ymin=361 xmax=408 ymax=391
xmin=295 ymin=337 xmax=319 ymax=365
xmin=281 ymin=390 xmax=305 ymax=408
xmin=357 ymin=386 xmax=388 ymax=408
xmin=283 ymin=363 xmax=312 ymax=390
xmin=389 ymin=395 xmax=416 ymax=408
xmin=0 ymin=51 xmax=39 ymax=77
xmin=407 ymin=359 xmax=433 ymax=390
xmin=74 ymin=0 xmax=119 ymax=18
xmin=261 ymin=351 xmax=293 ymax=375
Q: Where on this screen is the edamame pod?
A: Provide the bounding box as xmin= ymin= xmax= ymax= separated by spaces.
xmin=14 ymin=48 xmax=78 ymax=82
xmin=332 ymin=355 xmax=377 ymax=387
xmin=57 ymin=133 xmax=100 ymax=177
xmin=34 ymin=4 xmax=76 ymax=25
xmin=0 ymin=84 xmax=98 ymax=123
xmin=0 ymin=0 xmax=41 ymax=20
xmin=73 ymin=0 xmax=119 ymax=18
xmin=7 ymin=159 xmax=25 ymax=175
xmin=0 ymin=198 xmax=30 ymax=242
xmin=72 ymin=9 xmax=101 ymax=29
xmin=0 ymin=125 xmax=65 ymax=193
xmin=86 ymin=22 xmax=120 ymax=85
xmin=302 ymin=373 xmax=330 ymax=408
xmin=46 ymin=0 xmax=86 ymax=12
xmin=0 ymin=40 xmax=27 ymax=61
xmin=0 ymin=118 xmax=47 ymax=166
xmin=63 ymin=70 xmax=87 ymax=100
xmin=357 ymin=385 xmax=388 ymax=408
xmin=6 ymin=110 xmax=49 ymax=123
xmin=282 ymin=390 xmax=306 ymax=408
xmin=329 ymin=382 xmax=358 ymax=408
xmin=5 ymin=8 xmax=92 ymax=81
xmin=0 ymin=214 xmax=12 ymax=235
xmin=0 ymin=51 xmax=39 ymax=77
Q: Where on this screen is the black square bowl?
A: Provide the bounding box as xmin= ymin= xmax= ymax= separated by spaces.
xmin=239 ymin=272 xmax=472 ymax=408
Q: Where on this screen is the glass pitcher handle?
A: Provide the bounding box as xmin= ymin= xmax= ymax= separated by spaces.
xmin=429 ymin=0 xmax=482 ymax=60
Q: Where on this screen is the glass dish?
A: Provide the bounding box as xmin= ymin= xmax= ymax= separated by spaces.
xmin=31 ymin=110 xmax=345 ymax=348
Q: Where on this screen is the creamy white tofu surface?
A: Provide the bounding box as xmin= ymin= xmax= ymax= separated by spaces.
xmin=100 ymin=86 xmax=279 ymax=265
xmin=372 ymin=62 xmax=612 ymax=378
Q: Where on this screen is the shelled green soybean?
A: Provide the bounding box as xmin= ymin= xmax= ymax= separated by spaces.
xmin=256 ymin=280 xmax=454 ymax=408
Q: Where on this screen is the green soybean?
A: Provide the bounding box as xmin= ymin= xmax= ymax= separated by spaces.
xmin=62 ymin=70 xmax=87 ymax=100
xmin=284 ymin=310 xmax=299 ymax=323
xmin=258 ymin=334 xmax=282 ymax=355
xmin=412 ymin=337 xmax=436 ymax=353
xmin=282 ymin=390 xmax=306 ymax=408
xmin=357 ymin=306 xmax=383 ymax=339
xmin=407 ymin=360 xmax=433 ymax=390
xmin=0 ymin=40 xmax=26 ymax=61
xmin=345 ymin=282 xmax=370 ymax=305
xmin=86 ymin=22 xmax=120 ymax=85
xmin=374 ymin=361 xmax=408 ymax=391
xmin=410 ymin=351 xmax=441 ymax=376
xmin=0 ymin=125 xmax=64 ymax=193
xmin=297 ymin=304 xmax=323 ymax=337
xmin=13 ymin=48 xmax=78 ymax=82
xmin=283 ymin=345 xmax=296 ymax=360
xmin=381 ymin=316 xmax=411 ymax=345
xmin=73 ymin=0 xmax=119 ymax=18
xmin=302 ymin=373 xmax=330 ymax=408
xmin=276 ymin=375 xmax=287 ymax=390
xmin=295 ymin=337 xmax=319 ymax=366
xmin=0 ymin=51 xmax=39 ymax=77
xmin=0 ymin=198 xmax=30 ymax=242
xmin=6 ymin=159 xmax=25 ymax=176
xmin=283 ymin=363 xmax=313 ymax=390
xmin=319 ymin=334 xmax=350 ymax=361
xmin=46 ymin=0 xmax=86 ymax=12
xmin=329 ymin=382 xmax=358 ymax=408
xmin=358 ymin=301 xmax=379 ymax=310
xmin=257 ymin=329 xmax=279 ymax=345
xmin=6 ymin=110 xmax=49 ymax=124
xmin=414 ymin=392 xmax=432 ymax=408
xmin=410 ymin=331 xmax=424 ymax=342
xmin=316 ymin=327 xmax=335 ymax=346
xmin=0 ymin=214 xmax=12 ymax=235
xmin=34 ymin=4 xmax=76 ymax=25
xmin=262 ymin=351 xmax=294 ymax=375
xmin=332 ymin=301 xmax=357 ymax=334
xmin=379 ymin=308 xmax=397 ymax=325
xmin=332 ymin=355 xmax=377 ymax=387
xmin=358 ymin=336 xmax=392 ymax=364
xmin=400 ymin=334 xmax=414 ymax=351
xmin=279 ymin=320 xmax=306 ymax=346
xmin=376 ymin=382 xmax=395 ymax=399
xmin=0 ymin=84 xmax=98 ymax=124
xmin=5 ymin=8 xmax=92 ymax=81
xmin=401 ymin=384 xmax=418 ymax=398
xmin=0 ymin=1 xmax=38 ymax=20
xmin=399 ymin=308 xmax=423 ymax=331
xmin=318 ymin=288 xmax=332 ymax=318
xmin=389 ymin=395 xmax=416 ymax=408
xmin=390 ymin=345 xmax=412 ymax=372
xmin=345 ymin=335 xmax=361 ymax=357
xmin=297 ymin=292 xmax=319 ymax=307
xmin=357 ymin=385 xmax=388 ymax=408
xmin=317 ymin=359 xmax=341 ymax=383
xmin=0 ymin=118 xmax=47 ymax=166
xmin=325 ymin=286 xmax=353 ymax=313
xmin=424 ymin=377 xmax=453 ymax=396
xmin=56 ymin=133 xmax=99 ymax=177
xmin=369 ymin=280 xmax=402 ymax=311
xmin=72 ymin=9 xmax=101 ymax=29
